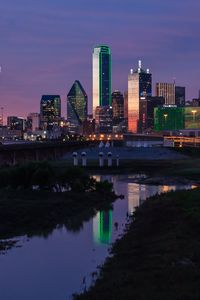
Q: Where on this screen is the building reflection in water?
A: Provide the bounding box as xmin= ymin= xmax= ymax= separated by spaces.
xmin=127 ymin=184 xmax=187 ymax=215
xmin=92 ymin=176 xmax=197 ymax=244
xmin=93 ymin=210 xmax=113 ymax=245
xmin=127 ymin=183 xmax=158 ymax=214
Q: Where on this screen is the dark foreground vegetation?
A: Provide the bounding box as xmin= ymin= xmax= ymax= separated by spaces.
xmin=0 ymin=162 xmax=117 ymax=246
xmin=74 ymin=187 xmax=200 ymax=300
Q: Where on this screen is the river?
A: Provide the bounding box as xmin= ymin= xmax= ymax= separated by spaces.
xmin=0 ymin=175 xmax=195 ymax=300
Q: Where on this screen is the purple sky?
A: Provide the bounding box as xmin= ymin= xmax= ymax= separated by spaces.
xmin=0 ymin=0 xmax=200 ymax=120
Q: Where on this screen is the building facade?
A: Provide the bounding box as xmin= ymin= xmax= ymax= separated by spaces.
xmin=7 ymin=116 xmax=26 ymax=131
xmin=175 ymin=86 xmax=185 ymax=107
xmin=40 ymin=95 xmax=61 ymax=129
xmin=112 ymin=90 xmax=124 ymax=123
xmin=95 ymin=106 xmax=113 ymax=133
xmin=154 ymin=106 xmax=185 ymax=131
xmin=185 ymin=107 xmax=200 ymax=129
xmin=27 ymin=113 xmax=40 ymax=132
xmin=139 ymin=96 xmax=165 ymax=132
xmin=92 ymin=45 xmax=112 ymax=115
xmin=67 ymin=80 xmax=88 ymax=133
xmin=156 ymin=82 xmax=175 ymax=105
xmin=128 ymin=61 xmax=152 ymax=133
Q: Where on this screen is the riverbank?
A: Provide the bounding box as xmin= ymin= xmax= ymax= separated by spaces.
xmin=74 ymin=187 xmax=200 ymax=300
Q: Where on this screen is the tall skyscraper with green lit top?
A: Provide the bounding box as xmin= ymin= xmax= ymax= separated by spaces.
xmin=92 ymin=45 xmax=112 ymax=115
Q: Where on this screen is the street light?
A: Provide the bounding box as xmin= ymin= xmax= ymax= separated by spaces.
xmin=163 ymin=113 xmax=168 ymax=130
xmin=191 ymin=110 xmax=197 ymax=122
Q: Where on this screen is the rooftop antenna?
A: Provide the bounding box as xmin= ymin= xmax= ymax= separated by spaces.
xmin=130 ymin=68 xmax=133 ymax=75
xmin=138 ymin=60 xmax=142 ymax=69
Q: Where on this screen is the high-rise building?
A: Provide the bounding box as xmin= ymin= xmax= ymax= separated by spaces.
xmin=40 ymin=95 xmax=61 ymax=129
xmin=27 ymin=113 xmax=40 ymax=132
xmin=67 ymin=80 xmax=88 ymax=132
xmin=112 ymin=90 xmax=127 ymax=133
xmin=95 ymin=105 xmax=113 ymax=133
xmin=112 ymin=90 xmax=124 ymax=124
xmin=128 ymin=61 xmax=152 ymax=133
xmin=139 ymin=96 xmax=165 ymax=132
xmin=175 ymin=86 xmax=185 ymax=107
xmin=156 ymin=82 xmax=175 ymax=105
xmin=124 ymin=91 xmax=128 ymax=120
xmin=92 ymin=45 xmax=112 ymax=114
xmin=7 ymin=116 xmax=26 ymax=131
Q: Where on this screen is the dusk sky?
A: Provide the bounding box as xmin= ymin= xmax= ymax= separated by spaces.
xmin=0 ymin=0 xmax=200 ymax=119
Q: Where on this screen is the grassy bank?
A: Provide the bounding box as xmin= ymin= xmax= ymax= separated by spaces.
xmin=74 ymin=187 xmax=200 ymax=300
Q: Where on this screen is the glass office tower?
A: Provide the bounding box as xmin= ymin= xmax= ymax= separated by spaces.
xmin=128 ymin=61 xmax=152 ymax=133
xmin=67 ymin=80 xmax=88 ymax=129
xmin=40 ymin=95 xmax=61 ymax=129
xmin=92 ymin=45 xmax=112 ymax=115
xmin=175 ymin=86 xmax=186 ymax=107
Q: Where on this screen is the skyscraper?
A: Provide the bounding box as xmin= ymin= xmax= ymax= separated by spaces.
xmin=27 ymin=113 xmax=40 ymax=131
xmin=112 ymin=90 xmax=124 ymax=123
xmin=92 ymin=45 xmax=112 ymax=114
xmin=156 ymin=82 xmax=175 ymax=105
xmin=95 ymin=105 xmax=113 ymax=133
xmin=112 ymin=90 xmax=126 ymax=133
xmin=175 ymin=86 xmax=186 ymax=107
xmin=124 ymin=91 xmax=128 ymax=120
xmin=139 ymin=96 xmax=165 ymax=132
xmin=67 ymin=80 xmax=88 ymax=132
xmin=40 ymin=95 xmax=61 ymax=129
xmin=128 ymin=61 xmax=152 ymax=133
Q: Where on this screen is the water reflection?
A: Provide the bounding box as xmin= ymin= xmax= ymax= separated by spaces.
xmin=0 ymin=175 xmax=196 ymax=300
xmin=93 ymin=211 xmax=112 ymax=245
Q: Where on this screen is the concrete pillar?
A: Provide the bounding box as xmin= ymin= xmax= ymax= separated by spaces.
xmin=98 ymin=152 xmax=104 ymax=167
xmin=107 ymin=152 xmax=112 ymax=167
xmin=81 ymin=152 xmax=87 ymax=167
xmin=72 ymin=152 xmax=78 ymax=166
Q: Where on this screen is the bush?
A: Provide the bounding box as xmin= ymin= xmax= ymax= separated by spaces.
xmin=95 ymin=180 xmax=113 ymax=193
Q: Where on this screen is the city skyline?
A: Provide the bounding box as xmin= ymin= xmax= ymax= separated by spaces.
xmin=0 ymin=0 xmax=200 ymax=120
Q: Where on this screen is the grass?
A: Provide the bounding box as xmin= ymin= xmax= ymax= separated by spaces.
xmin=74 ymin=188 xmax=200 ymax=300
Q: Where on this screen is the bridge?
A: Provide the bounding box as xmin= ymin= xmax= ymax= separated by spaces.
xmin=0 ymin=141 xmax=96 ymax=166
